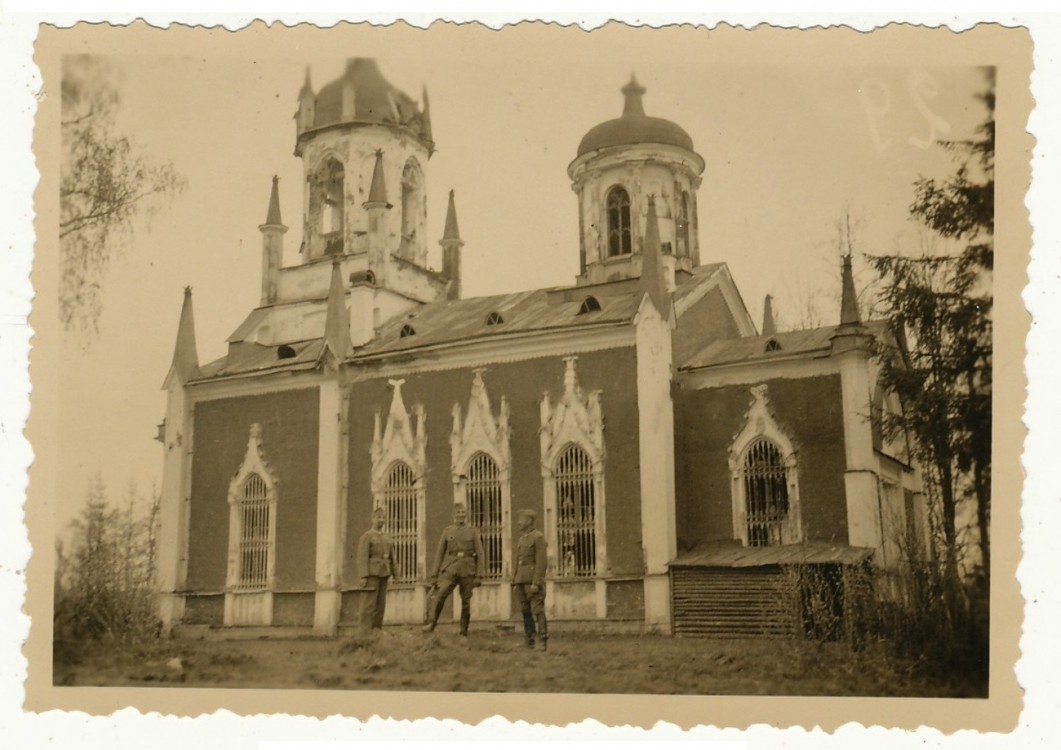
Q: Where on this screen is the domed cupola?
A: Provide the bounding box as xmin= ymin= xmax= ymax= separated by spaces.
xmin=295 ymin=58 xmax=433 ymax=156
xmin=568 ymin=75 xmax=705 ymax=288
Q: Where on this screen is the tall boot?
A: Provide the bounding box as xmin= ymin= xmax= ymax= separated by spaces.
xmin=535 ymin=613 xmax=548 ymax=652
xmin=422 ymin=597 xmax=444 ymax=633
xmin=459 ymin=607 xmax=471 ymax=637
xmin=522 ymin=612 xmax=536 ymax=649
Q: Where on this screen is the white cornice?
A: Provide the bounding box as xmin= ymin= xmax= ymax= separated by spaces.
xmin=344 ymin=324 xmax=635 ymax=381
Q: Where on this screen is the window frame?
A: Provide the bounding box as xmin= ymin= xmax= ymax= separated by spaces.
xmin=605 ymin=185 xmax=633 ymax=258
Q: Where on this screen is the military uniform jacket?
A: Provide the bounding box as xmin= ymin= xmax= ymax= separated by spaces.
xmin=357 ymin=528 xmax=397 ymax=579
xmin=430 ymin=524 xmax=486 ymax=579
xmin=513 ymin=529 xmax=547 ymax=586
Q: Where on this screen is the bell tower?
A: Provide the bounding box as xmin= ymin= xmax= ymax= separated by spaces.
xmin=568 ymin=75 xmax=705 ymax=288
xmin=290 ymin=58 xmax=443 ymax=305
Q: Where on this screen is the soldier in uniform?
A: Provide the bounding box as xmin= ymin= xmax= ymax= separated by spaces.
xmin=423 ymin=503 xmax=485 ymax=636
xmin=513 ymin=508 xmax=548 ymax=650
xmin=357 ymin=506 xmax=398 ymax=630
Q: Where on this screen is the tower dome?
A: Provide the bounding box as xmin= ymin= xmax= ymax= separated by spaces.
xmin=295 ymin=58 xmax=433 ymax=157
xmin=577 ymin=76 xmax=695 ymax=158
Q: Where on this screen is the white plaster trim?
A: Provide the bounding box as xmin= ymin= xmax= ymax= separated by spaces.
xmin=540 ymin=356 xmax=608 ymax=579
xmin=188 ymin=370 xmax=328 ymax=403
xmin=450 ymin=369 xmax=512 ymax=578
xmin=370 ymin=379 xmax=427 ymax=580
xmin=347 ymin=324 xmax=635 ymax=381
xmin=224 ymin=423 xmax=279 ymax=626
xmin=727 ymin=385 xmax=803 ymax=546
xmin=679 ymin=355 xmax=839 ymax=389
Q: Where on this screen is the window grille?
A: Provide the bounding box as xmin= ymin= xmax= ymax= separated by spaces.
xmin=606 ymin=187 xmax=632 ymax=257
xmin=238 ymin=473 xmax=271 ymax=589
xmin=555 ymin=444 xmax=596 ymax=577
xmin=383 ymin=461 xmax=419 ymax=583
xmin=400 ymin=324 xmax=416 ymax=338
xmin=742 ymin=438 xmax=789 ymax=547
xmin=765 ymin=339 xmax=782 ymax=352
xmin=485 ymin=311 xmax=504 ymax=326
xmin=466 ymin=452 xmax=503 ymax=579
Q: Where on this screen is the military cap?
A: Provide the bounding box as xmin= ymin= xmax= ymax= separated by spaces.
xmin=517 ymin=508 xmax=537 ymax=522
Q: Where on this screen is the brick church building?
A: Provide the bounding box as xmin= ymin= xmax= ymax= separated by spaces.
xmin=157 ymin=59 xmax=925 ymax=637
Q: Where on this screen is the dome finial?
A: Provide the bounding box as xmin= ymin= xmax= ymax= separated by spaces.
xmin=621 ymin=74 xmax=646 ymax=117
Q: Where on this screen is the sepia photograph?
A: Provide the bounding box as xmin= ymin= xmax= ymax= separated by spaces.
xmin=21 ymin=20 xmax=1032 ymax=730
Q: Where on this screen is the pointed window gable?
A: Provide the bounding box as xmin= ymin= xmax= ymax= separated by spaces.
xmin=540 ymin=356 xmax=606 ymax=579
xmin=451 ymin=369 xmax=511 ymax=580
xmin=727 ymin=385 xmax=802 ymax=547
xmin=370 ymin=379 xmax=426 ymax=584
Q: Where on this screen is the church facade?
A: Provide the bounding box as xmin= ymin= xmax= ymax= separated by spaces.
xmin=156 ymin=59 xmax=926 ymax=637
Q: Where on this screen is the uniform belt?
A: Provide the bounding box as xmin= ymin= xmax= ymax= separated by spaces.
xmin=369 ymin=555 xmax=388 ymax=560
xmin=454 ymin=551 xmax=475 ymax=558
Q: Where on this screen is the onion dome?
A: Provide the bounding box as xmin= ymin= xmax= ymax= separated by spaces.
xmin=577 ymin=75 xmax=694 ymax=157
xmin=297 ymin=58 xmax=433 ymax=154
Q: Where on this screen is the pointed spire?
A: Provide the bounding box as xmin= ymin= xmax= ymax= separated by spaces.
xmin=263 ymin=175 xmax=283 ymax=227
xmin=166 ymin=286 xmax=199 ymax=387
xmin=839 ymin=253 xmax=861 ymax=326
xmin=762 ymin=294 xmax=777 ymax=336
xmin=299 ymin=66 xmax=313 ymax=97
xmin=364 ymin=149 xmax=389 ymax=208
xmin=323 ymin=260 xmax=351 ymax=361
xmin=621 ymin=75 xmax=647 ymax=117
xmin=639 ymin=195 xmax=671 ymax=320
xmin=442 ymin=189 xmax=462 ymax=243
xmin=421 ymin=84 xmax=434 ymax=146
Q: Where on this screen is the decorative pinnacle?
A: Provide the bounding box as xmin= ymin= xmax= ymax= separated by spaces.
xmin=263 ymin=174 xmax=283 ymax=226
xmin=839 ymin=254 xmax=861 ymax=326
xmin=442 ymin=189 xmax=462 ymax=243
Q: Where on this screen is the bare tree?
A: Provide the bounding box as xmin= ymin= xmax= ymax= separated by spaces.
xmin=60 ymin=55 xmax=185 ymax=334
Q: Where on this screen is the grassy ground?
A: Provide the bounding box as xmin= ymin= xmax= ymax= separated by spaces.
xmin=53 ymin=624 xmax=983 ymax=697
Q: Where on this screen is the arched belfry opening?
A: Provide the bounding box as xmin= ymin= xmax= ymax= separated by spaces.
xmin=309 ymin=157 xmax=345 ymax=257
xmin=606 ymin=186 xmax=632 ymax=257
xmin=399 ymin=158 xmax=425 ymax=262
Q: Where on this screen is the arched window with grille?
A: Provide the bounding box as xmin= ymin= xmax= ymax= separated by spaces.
xmin=237 ymin=473 xmax=272 ymax=589
xmin=741 ymin=438 xmax=790 ymax=547
xmin=605 ymin=186 xmax=632 ymax=257
xmin=465 ymin=452 xmax=503 ymax=579
xmin=225 ymin=423 xmax=279 ymax=626
xmin=383 ymin=461 xmax=419 ymax=583
xmin=555 ymin=444 xmax=597 ymax=577
xmin=728 ymin=384 xmax=802 ymax=547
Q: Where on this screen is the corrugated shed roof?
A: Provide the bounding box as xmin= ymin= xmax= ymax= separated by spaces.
xmin=680 ymin=319 xmax=891 ymax=371
xmin=670 ymin=542 xmax=874 ymax=568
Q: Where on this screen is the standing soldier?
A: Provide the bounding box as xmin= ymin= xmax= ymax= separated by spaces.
xmin=357 ymin=506 xmax=398 ymax=630
xmin=423 ymin=503 xmax=485 ymax=636
xmin=513 ymin=508 xmax=548 ymax=651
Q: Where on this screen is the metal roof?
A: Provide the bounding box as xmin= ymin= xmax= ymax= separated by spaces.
xmin=680 ymin=319 xmax=892 ymax=371
xmin=670 ymin=542 xmax=874 ymax=568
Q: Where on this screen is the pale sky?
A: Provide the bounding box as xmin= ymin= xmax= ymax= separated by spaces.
xmin=54 ymin=27 xmax=988 ymax=530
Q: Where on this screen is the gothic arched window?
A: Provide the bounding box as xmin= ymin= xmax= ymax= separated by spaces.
xmin=728 ymin=385 xmax=802 ymax=547
xmin=237 ymin=473 xmax=271 ymax=589
xmin=606 ymin=186 xmax=632 ymax=257
xmin=383 ymin=461 xmax=419 ymax=583
xmin=741 ymin=438 xmax=790 ymax=547
xmin=555 ymin=444 xmax=597 ymax=577
xmin=466 ymin=452 xmax=504 ymax=579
